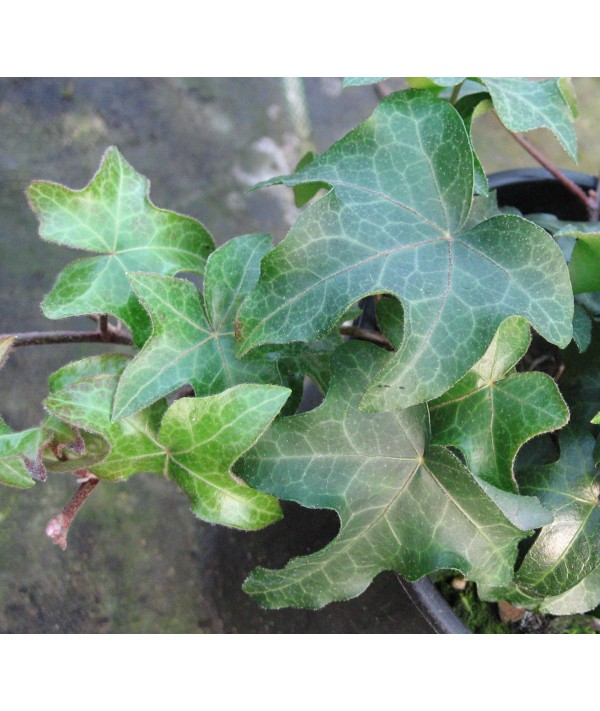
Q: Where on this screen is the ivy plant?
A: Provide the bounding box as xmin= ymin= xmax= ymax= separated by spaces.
xmin=3 ymin=77 xmax=600 ymax=627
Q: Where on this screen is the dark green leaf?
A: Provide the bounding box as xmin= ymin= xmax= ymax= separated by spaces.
xmin=430 ymin=316 xmax=569 ymax=493
xmin=237 ymin=92 xmax=573 ymax=412
xmin=482 ymin=428 xmax=600 ymax=614
xmin=238 ymin=341 xmax=528 ymax=609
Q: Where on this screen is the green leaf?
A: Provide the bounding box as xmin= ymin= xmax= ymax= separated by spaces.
xmin=291 ymin=152 xmax=329 ymax=208
xmin=0 ymin=336 xmax=47 ymax=488
xmin=430 ymin=316 xmax=569 ymax=493
xmin=238 ymin=341 xmax=528 ymax=609
xmin=482 ymin=428 xmax=600 ymax=613
xmin=343 ymin=78 xmax=388 ymax=87
xmin=45 ymin=355 xmax=289 ymax=528
xmin=481 ymin=78 xmax=578 ymax=161
xmin=556 ymin=225 xmax=600 ymax=294
xmin=573 ymin=302 xmax=593 ymax=353
xmin=454 ymin=92 xmax=492 ymax=197
xmin=0 ymin=422 xmax=47 ymax=489
xmin=237 ymin=92 xmax=573 ymax=412
xmin=28 ymin=147 xmax=215 ymax=346
xmin=44 ymin=355 xmax=168 ymax=482
xmin=159 ymin=385 xmax=289 ymax=529
xmin=561 ymin=333 xmax=600 ymax=428
xmin=112 ymin=234 xmax=300 ymax=420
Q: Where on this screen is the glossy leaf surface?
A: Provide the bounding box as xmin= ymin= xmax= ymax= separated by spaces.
xmin=482 ymin=428 xmax=600 ymax=613
xmin=430 ymin=317 xmax=569 ymax=492
xmin=28 ymin=147 xmax=215 ymax=345
xmin=113 ymin=234 xmax=301 ymax=420
xmin=237 ymin=92 xmax=573 ymax=412
xmin=238 ymin=341 xmax=526 ymax=609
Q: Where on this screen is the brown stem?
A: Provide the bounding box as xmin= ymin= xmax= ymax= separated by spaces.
xmin=98 ymin=314 xmax=110 ymax=342
xmin=1 ymin=329 xmax=134 ymax=347
xmin=339 ymin=325 xmax=392 ymax=349
xmin=45 ymin=474 xmax=99 ymax=551
xmin=590 ymin=169 xmax=600 ymax=222
xmin=506 ymin=127 xmax=593 ymax=215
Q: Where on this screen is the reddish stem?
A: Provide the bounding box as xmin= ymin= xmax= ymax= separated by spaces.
xmin=46 ymin=475 xmax=99 ymax=551
xmin=506 ymin=128 xmax=594 ymax=216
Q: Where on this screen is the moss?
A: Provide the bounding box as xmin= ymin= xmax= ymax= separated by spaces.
xmin=436 ymin=576 xmax=599 ymax=634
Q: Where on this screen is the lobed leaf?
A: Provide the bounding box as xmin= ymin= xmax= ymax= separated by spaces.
xmin=28 ymin=147 xmax=215 ymax=345
xmin=237 ymin=92 xmax=573 ymax=412
xmin=429 ymin=316 xmax=569 ymax=493
xmin=45 ymin=356 xmax=289 ymax=529
xmin=0 ymin=336 xmax=47 ymax=488
xmin=238 ymin=341 xmax=529 ymax=609
xmin=481 ymin=428 xmax=600 ymax=614
xmin=112 ymin=234 xmax=303 ymax=420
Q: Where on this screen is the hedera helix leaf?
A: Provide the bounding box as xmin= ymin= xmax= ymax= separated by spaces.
xmin=236 ymin=91 xmax=573 ymax=412
xmin=45 ymin=355 xmax=290 ymax=529
xmin=0 ymin=336 xmax=48 ymax=488
xmin=238 ymin=341 xmax=528 ymax=610
xmin=28 ymin=147 xmax=215 ymax=346
xmin=429 ymin=316 xmax=569 ymax=494
xmin=480 ymin=428 xmax=600 ymax=615
xmin=430 ymin=77 xmax=578 ymax=160
xmin=112 ymin=234 xmax=304 ymax=420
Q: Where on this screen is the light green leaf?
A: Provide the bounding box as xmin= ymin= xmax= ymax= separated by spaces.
xmin=0 ymin=336 xmax=47 ymax=488
xmin=429 ymin=316 xmax=569 ymax=494
xmin=238 ymin=341 xmax=528 ymax=609
xmin=45 ymin=355 xmax=289 ymax=528
xmin=237 ymin=92 xmax=573 ymax=412
xmin=44 ymin=355 xmax=168 ymax=482
xmin=481 ymin=78 xmax=578 ymax=161
xmin=290 ymin=152 xmax=329 ymax=208
xmin=28 ymin=147 xmax=215 ymax=345
xmin=159 ymin=385 xmax=289 ymax=529
xmin=343 ymin=78 xmax=388 ymax=87
xmin=481 ymin=428 xmax=600 ymax=614
xmin=112 ymin=234 xmax=301 ymax=420
xmin=556 ymin=225 xmax=600 ymax=294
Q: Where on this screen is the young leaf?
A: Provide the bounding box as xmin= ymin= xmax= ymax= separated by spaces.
xmin=556 ymin=225 xmax=600 ymax=294
xmin=238 ymin=341 xmax=528 ymax=609
xmin=481 ymin=428 xmax=600 ymax=614
xmin=44 ymin=356 xmax=168 ymax=482
xmin=112 ymin=234 xmax=300 ymax=420
xmin=236 ymin=92 xmax=573 ymax=412
xmin=159 ymin=385 xmax=289 ymax=529
xmin=429 ymin=316 xmax=569 ymax=493
xmin=28 ymin=147 xmax=215 ymax=345
xmin=45 ymin=356 xmax=289 ymax=529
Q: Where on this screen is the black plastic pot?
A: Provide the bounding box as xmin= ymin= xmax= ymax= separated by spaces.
xmin=205 ymin=168 xmax=593 ymax=634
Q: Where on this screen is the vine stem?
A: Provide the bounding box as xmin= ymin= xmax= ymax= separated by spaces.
xmin=503 ymin=123 xmax=595 ymax=218
xmin=45 ymin=474 xmax=99 ymax=551
xmin=0 ymin=329 xmax=134 ymax=347
xmin=339 ymin=325 xmax=392 ymax=349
